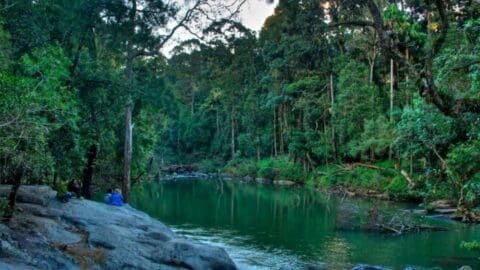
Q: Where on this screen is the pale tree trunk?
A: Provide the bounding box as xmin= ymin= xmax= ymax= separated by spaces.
xmin=256 ymin=132 xmax=261 ymax=161
xmin=389 ymin=58 xmax=395 ymax=160
xmin=330 ymin=73 xmax=336 ymax=160
xmin=122 ymin=0 xmax=136 ymax=203
xmin=230 ymin=107 xmax=236 ymax=160
xmin=279 ymin=104 xmax=284 ymax=154
xmin=257 ymin=144 xmax=261 ymax=161
xmin=123 ymin=53 xmax=134 ymax=202
xmin=406 ymin=48 xmax=413 ymax=172
xmin=405 ymin=48 xmax=411 ymax=105
xmin=390 ymin=58 xmax=394 ymax=123
xmin=409 ymin=154 xmax=413 ymax=175
xmin=368 ymin=48 xmax=377 ymax=162
xmin=368 ymin=46 xmax=377 ymax=85
xmin=273 ymin=107 xmax=277 ymax=157
xmin=123 ymin=105 xmax=133 ymax=203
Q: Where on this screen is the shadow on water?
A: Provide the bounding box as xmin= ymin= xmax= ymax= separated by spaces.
xmin=130 ymin=179 xmax=480 ymax=270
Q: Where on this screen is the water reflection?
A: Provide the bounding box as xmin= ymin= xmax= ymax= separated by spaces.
xmin=130 ymin=179 xmax=480 ymax=270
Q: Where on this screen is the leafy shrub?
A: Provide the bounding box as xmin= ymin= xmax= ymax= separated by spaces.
xmin=257 ymin=158 xmax=276 ymax=180
xmin=224 ymin=157 xmax=257 ymax=176
xmin=461 ymin=241 xmax=480 ymax=252
xmin=257 ymin=156 xmax=305 ymax=182
xmin=310 ymin=166 xmax=341 ymax=188
xmin=54 ymin=180 xmax=68 ymax=198
xmin=386 ymin=176 xmax=409 ymax=198
xmin=196 ymin=158 xmax=225 ymax=173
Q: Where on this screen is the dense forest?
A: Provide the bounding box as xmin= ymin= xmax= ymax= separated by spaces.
xmin=0 ymin=0 xmax=479 ymax=221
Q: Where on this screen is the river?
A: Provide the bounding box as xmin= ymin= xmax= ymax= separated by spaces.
xmin=129 ymin=178 xmax=480 ymax=270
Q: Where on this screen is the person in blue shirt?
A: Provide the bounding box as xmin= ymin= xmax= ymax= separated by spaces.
xmin=108 ymin=188 xmax=124 ymax=206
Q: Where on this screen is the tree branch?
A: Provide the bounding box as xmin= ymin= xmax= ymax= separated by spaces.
xmin=327 ymin=21 xmax=375 ymax=29
xmin=135 ymin=0 xmax=204 ymax=57
xmin=432 ymin=0 xmax=449 ymax=56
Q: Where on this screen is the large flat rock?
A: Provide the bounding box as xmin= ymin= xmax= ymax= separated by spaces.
xmin=0 ymin=185 xmax=237 ymax=270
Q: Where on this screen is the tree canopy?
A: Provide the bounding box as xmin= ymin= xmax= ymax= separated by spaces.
xmin=1 ymin=0 xmax=479 ymax=219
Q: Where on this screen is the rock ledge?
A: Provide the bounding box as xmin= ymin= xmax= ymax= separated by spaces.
xmin=0 ymin=185 xmax=236 ymax=270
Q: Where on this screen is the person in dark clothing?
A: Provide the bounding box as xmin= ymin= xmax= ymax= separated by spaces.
xmin=67 ymin=180 xmax=81 ymax=197
xmin=60 ymin=180 xmax=81 ymax=202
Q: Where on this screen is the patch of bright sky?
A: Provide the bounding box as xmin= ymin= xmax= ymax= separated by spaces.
xmin=162 ymin=0 xmax=277 ymax=58
xmin=239 ymin=0 xmax=277 ymax=33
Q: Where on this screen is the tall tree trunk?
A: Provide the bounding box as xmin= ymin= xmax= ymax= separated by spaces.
xmin=409 ymin=154 xmax=413 ymax=176
xmin=216 ymin=107 xmax=220 ymax=136
xmin=191 ymin=92 xmax=195 ymax=115
xmin=368 ymin=50 xmax=376 ymax=85
xmin=279 ymin=104 xmax=284 ymax=154
xmin=230 ymin=107 xmax=236 ymax=160
xmin=330 ymin=73 xmax=337 ymax=160
xmin=369 ymin=53 xmax=376 ymax=162
xmin=123 ymin=106 xmax=133 ymax=203
xmin=3 ymin=167 xmax=23 ymax=223
xmin=82 ymin=144 xmax=97 ymax=199
xmin=389 ymin=58 xmax=395 ymax=160
xmin=390 ymin=58 xmax=394 ymax=122
xmin=405 ymin=48 xmax=410 ymax=105
xmin=257 ymin=144 xmax=261 ymax=161
xmin=122 ymin=0 xmax=137 ymax=203
xmin=273 ymin=107 xmax=277 ymax=157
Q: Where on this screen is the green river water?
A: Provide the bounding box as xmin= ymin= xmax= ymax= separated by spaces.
xmin=129 ymin=178 xmax=480 ymax=270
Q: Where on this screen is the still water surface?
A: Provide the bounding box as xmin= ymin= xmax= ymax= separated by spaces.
xmin=129 ymin=179 xmax=480 ymax=270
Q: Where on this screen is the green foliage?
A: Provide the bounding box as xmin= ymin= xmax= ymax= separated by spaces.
xmin=0 ymin=0 xmax=478 ymax=213
xmin=386 ymin=176 xmax=409 ymax=198
xmin=394 ymin=96 xmax=456 ymax=159
xmin=461 ymin=240 xmax=480 ymax=254
xmin=0 ymin=45 xmax=79 ymax=183
xmin=285 ymin=76 xmax=323 ymax=95
xmin=334 ymin=60 xmax=379 ymax=158
xmin=257 ymin=156 xmax=305 ymax=182
xmin=225 ymin=157 xmax=257 ymax=176
xmin=349 ymin=116 xmax=393 ymax=160
xmin=195 ymin=158 xmax=225 ymax=173
xmin=446 ymin=139 xmax=480 ymax=206
xmin=54 ymin=180 xmax=68 ymax=198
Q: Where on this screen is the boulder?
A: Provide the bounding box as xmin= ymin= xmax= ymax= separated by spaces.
xmin=0 ymin=185 xmax=237 ymax=270
xmin=273 ymin=180 xmax=297 ymax=186
xmin=0 ymin=185 xmax=56 ymax=206
xmin=255 ymin=178 xmax=272 ymax=184
xmin=428 ymin=200 xmax=455 ymax=209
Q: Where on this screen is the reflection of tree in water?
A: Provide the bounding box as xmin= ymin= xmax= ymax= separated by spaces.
xmin=128 ymin=179 xmax=480 ymax=269
xmin=335 ymin=203 xmax=363 ymax=231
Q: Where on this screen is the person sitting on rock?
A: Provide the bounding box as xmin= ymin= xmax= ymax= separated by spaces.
xmin=60 ymin=180 xmax=81 ymax=202
xmin=104 ymin=188 xmax=112 ymax=204
xmin=108 ymin=188 xmax=124 ymax=206
xmin=67 ymin=179 xmax=81 ymax=197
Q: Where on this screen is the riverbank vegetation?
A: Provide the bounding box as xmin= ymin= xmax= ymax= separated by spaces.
xmin=162 ymin=1 xmax=480 ymax=220
xmin=0 ymin=0 xmax=479 ymax=221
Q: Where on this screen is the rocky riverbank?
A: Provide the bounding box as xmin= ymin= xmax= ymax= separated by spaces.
xmin=0 ymin=185 xmax=236 ymax=270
